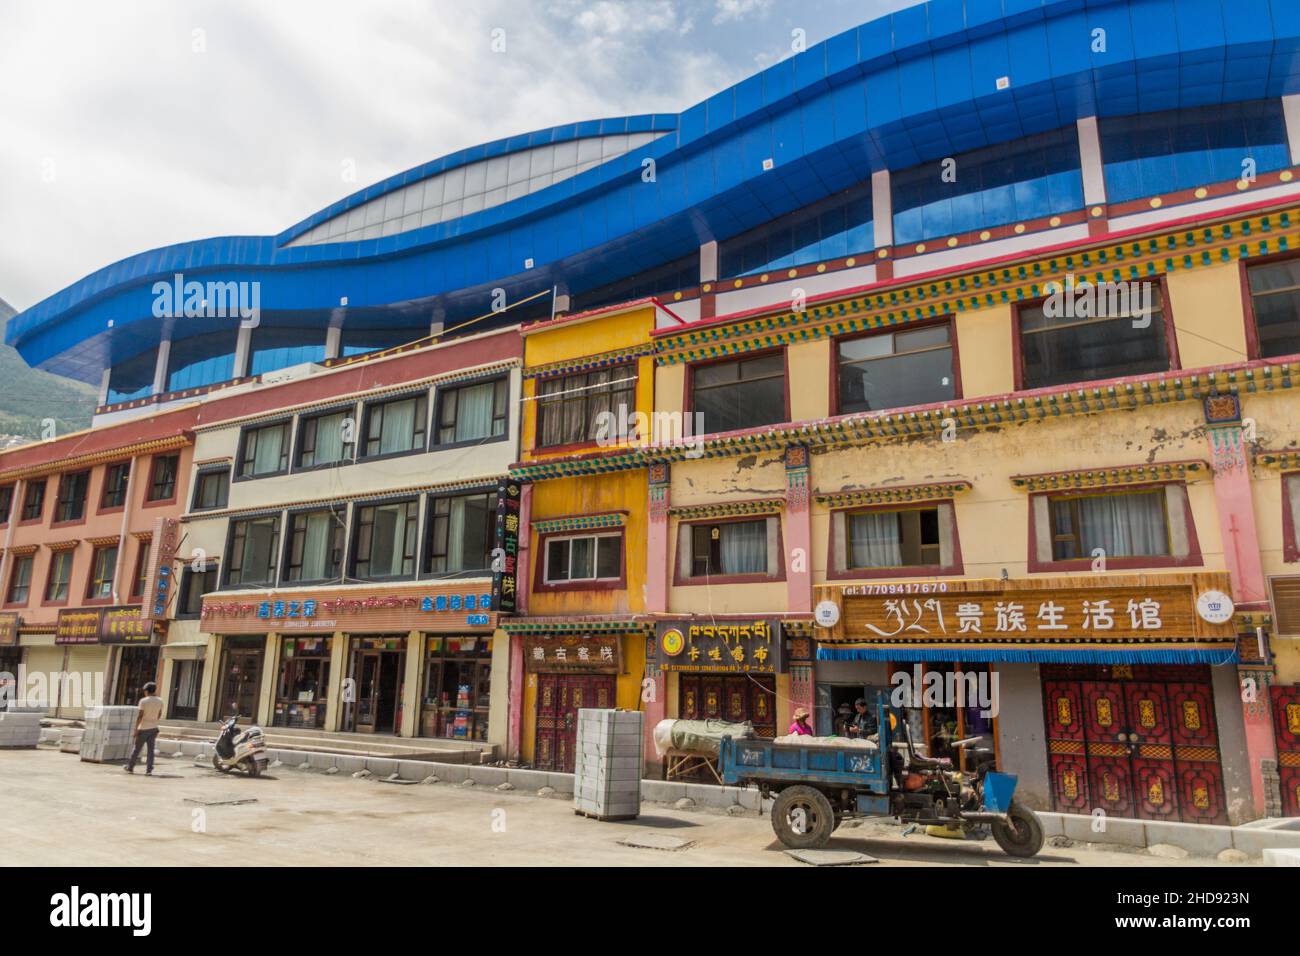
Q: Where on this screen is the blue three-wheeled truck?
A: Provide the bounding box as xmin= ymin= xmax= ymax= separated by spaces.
xmin=718 ymin=691 xmax=1045 ymax=857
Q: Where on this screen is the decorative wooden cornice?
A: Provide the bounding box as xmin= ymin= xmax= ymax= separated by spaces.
xmin=85 ymin=535 xmax=122 ymax=548
xmin=667 ymin=497 xmax=785 ymax=520
xmin=7 ymin=544 xmax=38 ymax=556
xmin=0 ymin=434 xmax=192 ymax=483
xmin=46 ymin=540 xmax=79 ymax=552
xmin=524 ymin=343 xmax=653 ymax=380
xmin=532 ymin=512 xmax=627 ymax=534
xmin=655 ymin=204 xmax=1300 ymax=364
xmin=511 ymin=449 xmax=645 ymax=482
xmin=193 ymin=456 xmax=233 ymax=469
xmin=130 ymin=531 xmax=154 ymax=541
xmin=1254 ymin=448 xmax=1300 ymax=470
xmin=1010 ymin=460 xmax=1210 ymax=492
xmin=816 ymin=481 xmax=972 ymax=508
xmin=500 ymin=616 xmax=654 ymax=635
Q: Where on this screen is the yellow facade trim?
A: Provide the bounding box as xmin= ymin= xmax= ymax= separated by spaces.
xmin=1010 ymin=460 xmax=1210 ymax=492
xmin=816 ymin=481 xmax=973 ymax=508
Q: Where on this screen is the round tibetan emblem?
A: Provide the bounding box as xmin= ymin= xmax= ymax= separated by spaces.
xmin=660 ymin=627 xmax=686 ymax=658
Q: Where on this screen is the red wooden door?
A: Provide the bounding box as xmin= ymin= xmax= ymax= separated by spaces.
xmin=534 ymin=674 xmax=616 ymax=773
xmin=1271 ymin=685 xmax=1300 ymax=817
xmin=1124 ymin=682 xmax=1179 ymax=821
xmin=1080 ymin=681 xmax=1135 ymax=818
xmin=1166 ymin=681 xmax=1227 ymax=824
xmin=1043 ymin=679 xmax=1090 ymax=813
xmin=535 ymin=673 xmax=560 ymax=771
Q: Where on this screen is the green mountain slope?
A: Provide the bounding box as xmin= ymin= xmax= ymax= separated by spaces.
xmin=0 ymin=297 xmax=98 ymax=441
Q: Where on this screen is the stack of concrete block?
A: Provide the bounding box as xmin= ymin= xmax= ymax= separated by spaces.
xmin=79 ymin=705 xmax=138 ymax=763
xmin=0 ymin=711 xmax=42 ymax=749
xmin=574 ymin=708 xmax=642 ymax=821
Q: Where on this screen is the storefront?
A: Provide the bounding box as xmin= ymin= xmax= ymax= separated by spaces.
xmin=165 ymin=643 xmax=206 ymax=720
xmin=344 ymin=635 xmax=406 ymax=734
xmin=421 ymin=635 xmax=492 ymax=741
xmin=813 ymin=571 xmax=1242 ymax=824
xmin=98 ymin=606 xmax=164 ymax=706
xmin=217 ymin=635 xmax=267 ymax=720
xmin=50 ymin=608 xmax=114 ymax=717
xmin=525 ymin=631 xmax=621 ymax=772
xmin=274 ymin=636 xmax=331 ymax=729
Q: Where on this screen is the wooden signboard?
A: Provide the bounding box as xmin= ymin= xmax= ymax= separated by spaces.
xmin=654 ymin=619 xmax=784 ymax=673
xmin=524 ymin=633 xmax=621 ymax=674
xmin=55 ymin=609 xmax=102 ymax=645
xmin=0 ymin=613 xmax=19 ymax=647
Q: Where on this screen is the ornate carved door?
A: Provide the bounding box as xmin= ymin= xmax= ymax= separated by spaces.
xmin=534 ymin=674 xmax=615 ymax=773
xmin=1270 ymin=685 xmax=1300 ymax=816
xmin=1080 ymin=681 xmax=1135 ymax=818
xmin=1123 ymin=682 xmax=1179 ymax=821
xmin=1043 ymin=678 xmax=1090 ymax=813
xmin=1165 ymin=681 xmax=1227 ymax=824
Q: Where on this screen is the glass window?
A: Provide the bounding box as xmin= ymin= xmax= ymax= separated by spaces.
xmin=838 ymin=325 xmax=955 ymax=413
xmin=422 ymin=636 xmax=493 ymax=741
xmin=148 ymin=455 xmax=179 ymax=500
xmin=6 ymin=554 xmax=33 ymax=604
xmin=192 ymin=468 xmax=230 ymax=511
xmin=425 ymin=492 xmax=494 ymax=574
xmin=106 ymin=348 xmax=158 ymax=404
xmin=0 ymin=485 xmax=12 ymax=524
xmin=87 ymin=545 xmax=119 ymax=599
xmin=238 ymin=423 xmax=290 ymax=478
xmin=1018 ymin=283 xmax=1169 ymax=388
xmin=689 ymin=520 xmax=768 ymax=576
xmin=544 ymin=533 xmax=621 ymax=583
xmin=571 ymin=254 xmax=700 ymax=313
xmin=45 ymin=550 xmax=73 ymax=602
xmin=284 ymin=509 xmax=344 ymax=583
xmin=132 ymin=541 xmax=151 ymax=598
xmin=691 ymin=353 xmax=785 ymax=434
xmin=1049 ymin=490 xmax=1170 ymax=560
xmin=101 ymin=463 xmax=130 ymax=509
xmin=436 ymin=378 xmax=508 ymax=445
xmin=297 ymin=409 xmax=355 ymax=468
xmin=54 ymin=471 xmax=89 ymax=522
xmin=166 ymin=331 xmax=238 ymax=392
xmin=226 ymin=516 xmax=280 ymax=587
xmin=249 ymin=327 xmax=327 ymax=376
xmin=362 ymin=395 xmax=427 ymax=457
xmin=846 ymin=507 xmax=941 ymax=568
xmin=178 ymin=565 xmax=218 ymax=618
xmin=719 ymin=186 xmax=874 ymax=278
xmin=536 ymin=364 xmax=635 ymax=448
xmin=339 ymin=328 xmax=418 ymax=357
xmin=21 ymin=480 xmax=46 ymax=522
xmin=352 ymin=500 xmax=418 ymax=579
xmin=1246 ymin=258 xmax=1300 ymax=358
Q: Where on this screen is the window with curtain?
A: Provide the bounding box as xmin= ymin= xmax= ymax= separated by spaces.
xmin=21 ymin=481 xmax=45 ymax=521
xmin=846 ymin=508 xmax=941 ymax=568
xmin=238 ymin=423 xmax=290 ymax=478
xmin=101 ymin=463 xmax=130 ymax=509
xmin=285 ymin=509 xmax=344 ymax=582
xmin=425 ymin=492 xmax=495 ymax=574
xmin=298 ymin=409 xmax=355 ymax=468
xmin=1049 ymin=490 xmax=1170 ymax=560
xmin=54 ymin=471 xmax=89 ymax=522
xmin=6 ymin=555 xmax=33 ymax=604
xmin=352 ymin=500 xmax=418 ymax=579
xmin=436 ymin=378 xmax=508 ymax=445
xmin=226 ymin=516 xmax=280 ymax=587
xmin=178 ymin=565 xmax=219 ymax=618
xmin=691 ymin=353 xmax=785 ymax=434
xmin=535 ymin=364 xmax=636 ymax=448
xmin=148 ymin=454 xmax=180 ymax=500
xmin=1018 ymin=283 xmax=1169 ymax=389
xmin=1245 ymin=258 xmax=1300 ymax=358
xmin=87 ymin=545 xmax=119 ymax=599
xmin=838 ymin=325 xmax=955 ymax=413
xmin=363 ymin=394 xmax=427 ymax=457
xmin=690 ymin=520 xmax=769 ymax=577
xmin=45 ymin=550 xmax=73 ymax=601
xmin=131 ymin=541 xmax=151 ymax=598
xmin=544 ymin=533 xmax=621 ymax=583
xmin=192 ymin=468 xmax=230 ymax=511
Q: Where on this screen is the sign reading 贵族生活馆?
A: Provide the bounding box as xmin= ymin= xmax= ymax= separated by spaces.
xmin=813 ymin=572 xmax=1238 ymax=663
xmin=654 ymin=619 xmax=784 ymax=673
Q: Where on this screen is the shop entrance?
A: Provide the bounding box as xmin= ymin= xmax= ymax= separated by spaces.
xmin=1042 ymin=664 xmax=1227 ymax=824
xmin=345 ymin=637 xmax=406 ymax=734
xmin=678 ymin=674 xmax=777 ymax=737
xmin=1270 ymin=685 xmax=1300 ymax=817
xmin=534 ymin=674 xmax=615 ymax=772
xmin=113 ymin=646 xmax=159 ymax=705
xmin=168 ymin=658 xmax=204 ymax=720
xmin=217 ymin=637 xmax=265 ymax=720
xmin=274 ymin=637 xmax=331 ymax=729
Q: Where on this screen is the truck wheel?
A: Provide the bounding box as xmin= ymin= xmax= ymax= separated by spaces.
xmin=991 ymin=801 xmax=1044 ymax=858
xmin=771 ymin=786 xmax=835 ymax=849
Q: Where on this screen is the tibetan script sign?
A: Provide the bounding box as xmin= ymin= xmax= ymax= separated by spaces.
xmin=55 ymin=609 xmax=102 ymax=645
xmin=655 ymin=619 xmax=784 ymax=673
xmin=100 ymin=606 xmax=158 ymax=645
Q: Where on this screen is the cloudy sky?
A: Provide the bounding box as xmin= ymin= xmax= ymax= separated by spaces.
xmin=0 ymin=0 xmax=917 ymax=313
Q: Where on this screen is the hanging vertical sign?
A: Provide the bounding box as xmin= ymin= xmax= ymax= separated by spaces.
xmin=145 ymin=517 xmax=181 ymax=621
xmin=492 ymin=479 xmax=521 ymax=613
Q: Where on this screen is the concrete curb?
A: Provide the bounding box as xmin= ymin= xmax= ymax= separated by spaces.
xmin=1039 ymin=811 xmax=1300 ymax=858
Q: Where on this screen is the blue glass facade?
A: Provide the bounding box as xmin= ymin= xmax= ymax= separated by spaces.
xmin=719 ymin=187 xmax=873 ymax=278
xmin=105 ymin=347 xmax=157 ymax=404
xmin=1100 ymin=100 xmax=1290 ymax=205
xmin=249 ymin=327 xmax=327 ymax=375
xmin=892 ymin=127 xmax=1084 ymax=246
xmin=166 ymin=331 xmax=237 ymax=392
xmin=340 ymin=327 xmax=422 ymax=357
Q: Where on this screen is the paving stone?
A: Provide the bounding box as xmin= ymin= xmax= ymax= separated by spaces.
xmin=786 ymin=849 xmax=878 ymax=866
xmin=1147 ymin=843 xmax=1189 ymax=860
xmin=1217 ymin=848 xmax=1250 ymax=863
xmin=618 ymin=834 xmax=694 ymax=851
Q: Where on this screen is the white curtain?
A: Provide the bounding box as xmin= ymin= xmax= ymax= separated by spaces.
xmin=446 ymin=498 xmax=467 ymax=571
xmin=1077 ymin=493 xmax=1168 ymax=557
xmin=253 ymin=427 xmax=283 ymax=474
xmin=379 ymin=400 xmax=417 ymax=455
xmin=721 ymin=521 xmax=767 ymax=574
xmin=848 ymin=512 xmax=903 ymax=567
xmin=370 ymin=507 xmax=401 ymax=576
xmin=301 ymin=512 xmax=334 ymax=580
xmin=454 ymin=382 xmax=494 ymax=442
xmin=314 ymin=413 xmax=347 ymax=464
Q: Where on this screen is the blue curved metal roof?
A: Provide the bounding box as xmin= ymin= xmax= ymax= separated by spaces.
xmin=12 ymin=0 xmax=1300 ymax=383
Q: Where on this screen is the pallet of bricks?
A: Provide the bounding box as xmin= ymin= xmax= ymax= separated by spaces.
xmin=0 ymin=704 xmax=43 ymax=749
xmin=79 ymin=705 xmax=138 ymax=763
xmin=573 ymin=708 xmax=642 ymax=822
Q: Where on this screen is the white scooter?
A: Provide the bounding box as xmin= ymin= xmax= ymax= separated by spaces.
xmin=211 ymin=715 xmax=269 ymax=777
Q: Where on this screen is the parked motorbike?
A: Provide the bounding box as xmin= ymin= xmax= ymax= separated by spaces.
xmin=211 ymin=715 xmax=269 ymax=777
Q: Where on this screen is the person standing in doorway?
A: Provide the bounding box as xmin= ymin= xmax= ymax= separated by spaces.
xmin=125 ymin=681 xmax=164 ymax=775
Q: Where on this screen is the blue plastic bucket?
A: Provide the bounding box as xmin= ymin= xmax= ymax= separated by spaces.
xmin=982 ymin=772 xmax=1018 ymax=813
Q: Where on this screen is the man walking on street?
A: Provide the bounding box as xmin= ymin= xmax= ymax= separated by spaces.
xmin=125 ymin=681 xmax=164 ymax=775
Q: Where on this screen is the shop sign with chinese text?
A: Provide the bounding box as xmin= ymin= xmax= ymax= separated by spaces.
xmin=654 ymin=619 xmax=784 ymax=673
xmin=524 ymin=633 xmax=621 ymax=673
